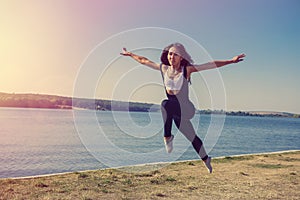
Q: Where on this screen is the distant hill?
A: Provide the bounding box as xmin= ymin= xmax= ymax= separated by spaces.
xmin=0 ymin=92 xmax=159 ymax=112
xmin=0 ymin=92 xmax=299 ymax=118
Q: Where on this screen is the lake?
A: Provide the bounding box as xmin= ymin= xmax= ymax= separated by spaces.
xmin=0 ymin=107 xmax=299 ymax=178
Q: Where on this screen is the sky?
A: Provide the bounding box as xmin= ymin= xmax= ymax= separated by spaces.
xmin=1 ymin=0 xmax=300 ymax=114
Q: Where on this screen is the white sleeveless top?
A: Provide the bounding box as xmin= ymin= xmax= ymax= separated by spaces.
xmin=164 ymin=67 xmax=184 ymax=91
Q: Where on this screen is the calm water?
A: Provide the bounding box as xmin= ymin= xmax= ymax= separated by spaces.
xmin=0 ymin=107 xmax=299 ymax=178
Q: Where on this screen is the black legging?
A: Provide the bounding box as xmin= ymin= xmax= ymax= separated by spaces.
xmin=161 ymin=97 xmax=208 ymax=161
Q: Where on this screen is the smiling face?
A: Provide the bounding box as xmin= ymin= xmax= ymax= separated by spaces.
xmin=168 ymin=46 xmax=183 ymax=67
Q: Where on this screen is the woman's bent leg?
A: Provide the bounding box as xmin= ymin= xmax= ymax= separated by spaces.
xmin=161 ymin=100 xmax=173 ymax=137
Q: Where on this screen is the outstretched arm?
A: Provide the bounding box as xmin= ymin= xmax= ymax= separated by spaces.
xmin=120 ymin=48 xmax=160 ymax=70
xmin=190 ymin=54 xmax=246 ymax=73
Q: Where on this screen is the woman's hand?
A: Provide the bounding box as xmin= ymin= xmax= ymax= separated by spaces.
xmin=120 ymin=48 xmax=132 ymax=56
xmin=232 ymin=54 xmax=246 ymax=63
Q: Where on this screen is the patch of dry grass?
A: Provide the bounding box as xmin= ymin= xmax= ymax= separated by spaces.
xmin=0 ymin=151 xmax=299 ymax=200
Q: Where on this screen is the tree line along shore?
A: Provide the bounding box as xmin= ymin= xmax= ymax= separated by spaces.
xmin=0 ymin=92 xmax=299 ymax=118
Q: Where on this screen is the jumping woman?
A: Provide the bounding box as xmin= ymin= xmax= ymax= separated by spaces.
xmin=121 ymin=43 xmax=245 ymax=173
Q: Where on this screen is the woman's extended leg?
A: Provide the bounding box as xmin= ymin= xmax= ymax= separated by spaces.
xmin=173 ymin=118 xmax=208 ymax=161
xmin=174 ymin=117 xmax=212 ymax=173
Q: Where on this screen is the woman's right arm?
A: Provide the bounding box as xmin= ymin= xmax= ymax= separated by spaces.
xmin=120 ymin=48 xmax=160 ymax=70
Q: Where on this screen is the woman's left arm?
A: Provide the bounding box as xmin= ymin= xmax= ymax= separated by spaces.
xmin=189 ymin=54 xmax=246 ymax=73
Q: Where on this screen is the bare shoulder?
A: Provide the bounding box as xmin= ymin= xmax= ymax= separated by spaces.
xmin=161 ymin=64 xmax=169 ymax=73
xmin=186 ymin=65 xmax=197 ymax=75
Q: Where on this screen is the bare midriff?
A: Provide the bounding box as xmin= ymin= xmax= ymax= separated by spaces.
xmin=166 ymin=89 xmax=180 ymax=95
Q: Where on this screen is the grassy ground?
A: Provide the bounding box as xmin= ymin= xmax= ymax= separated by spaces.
xmin=0 ymin=151 xmax=299 ymax=200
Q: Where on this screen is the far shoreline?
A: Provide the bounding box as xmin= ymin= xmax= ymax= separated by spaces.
xmin=1 ymin=92 xmax=300 ymax=118
xmin=1 ymin=105 xmax=299 ymax=119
